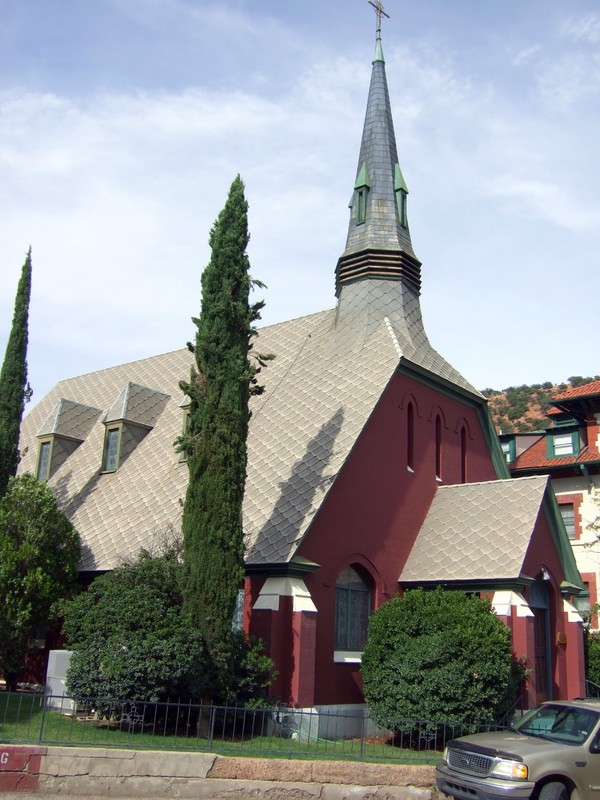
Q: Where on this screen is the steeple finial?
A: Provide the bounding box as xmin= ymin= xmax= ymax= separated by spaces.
xmin=368 ymin=0 xmax=390 ymax=41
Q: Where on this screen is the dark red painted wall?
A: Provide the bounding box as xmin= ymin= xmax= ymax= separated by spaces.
xmin=521 ymin=504 xmax=585 ymax=701
xmin=295 ymin=371 xmax=500 ymax=706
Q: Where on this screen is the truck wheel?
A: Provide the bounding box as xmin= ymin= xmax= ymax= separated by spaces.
xmin=539 ymin=782 xmax=569 ymax=800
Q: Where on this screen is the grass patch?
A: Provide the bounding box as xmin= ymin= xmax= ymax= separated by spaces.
xmin=0 ymin=693 xmax=441 ymax=765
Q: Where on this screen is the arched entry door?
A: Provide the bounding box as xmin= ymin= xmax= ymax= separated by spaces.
xmin=530 ymin=576 xmax=553 ymax=703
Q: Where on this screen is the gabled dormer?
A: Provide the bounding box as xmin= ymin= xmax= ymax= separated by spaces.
xmin=36 ymin=400 xmax=101 ymax=480
xmin=101 ymin=382 xmax=169 ymax=472
xmin=546 ymin=415 xmax=581 ymax=459
xmin=351 ymin=162 xmax=371 ymax=225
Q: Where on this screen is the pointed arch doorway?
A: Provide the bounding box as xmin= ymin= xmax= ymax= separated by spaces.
xmin=530 ymin=575 xmax=553 ymax=703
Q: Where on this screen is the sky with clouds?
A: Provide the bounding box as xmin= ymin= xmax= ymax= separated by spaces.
xmin=1 ymin=0 xmax=599 ymax=408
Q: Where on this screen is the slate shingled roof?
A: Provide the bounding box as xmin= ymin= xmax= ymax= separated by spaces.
xmin=399 ymin=476 xmax=550 ymax=583
xmin=37 ymin=400 xmax=101 ymax=440
xmin=18 ymin=34 xmax=488 ymax=574
xmin=19 ymin=299 xmax=482 ymax=572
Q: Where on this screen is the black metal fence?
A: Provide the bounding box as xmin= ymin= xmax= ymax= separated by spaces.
xmin=0 ymin=691 xmax=509 ymax=763
xmin=586 ymin=679 xmax=600 ymax=698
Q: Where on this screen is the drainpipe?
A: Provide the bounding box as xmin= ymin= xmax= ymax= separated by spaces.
xmin=579 ymin=463 xmax=594 ymax=489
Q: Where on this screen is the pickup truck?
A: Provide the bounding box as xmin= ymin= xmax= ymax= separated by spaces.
xmin=436 ymin=698 xmax=600 ymax=800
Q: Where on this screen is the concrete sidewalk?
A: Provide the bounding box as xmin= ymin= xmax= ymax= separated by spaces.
xmin=0 ymin=744 xmax=439 ymax=800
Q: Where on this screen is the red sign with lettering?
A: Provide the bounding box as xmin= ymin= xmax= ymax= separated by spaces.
xmin=0 ymin=746 xmax=45 ymax=791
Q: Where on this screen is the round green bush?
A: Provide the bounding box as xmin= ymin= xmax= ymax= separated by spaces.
xmin=361 ymin=587 xmax=513 ymax=728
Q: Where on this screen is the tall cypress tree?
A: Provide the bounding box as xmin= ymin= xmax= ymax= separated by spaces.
xmin=0 ymin=249 xmax=32 ymax=498
xmin=179 ymin=177 xmax=265 ymax=677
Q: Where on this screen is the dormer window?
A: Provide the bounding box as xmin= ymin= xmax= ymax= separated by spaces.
xmin=102 ymin=426 xmax=122 ymax=472
xmin=353 ymin=162 xmax=370 ymax=226
xmin=396 ymin=190 xmax=407 ymax=227
xmin=101 ymin=382 xmax=170 ymax=473
xmin=356 ymin=187 xmax=368 ymax=224
xmin=500 ymin=437 xmax=516 ymax=463
xmin=547 ymin=428 xmax=579 ymax=458
xmin=35 ymin=399 xmax=101 ymax=481
xmin=36 ymin=440 xmax=53 ymax=481
xmin=394 ymin=164 xmax=408 ymax=228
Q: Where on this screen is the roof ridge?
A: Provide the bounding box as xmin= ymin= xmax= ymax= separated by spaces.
xmin=438 ymin=474 xmax=548 ymax=490
xmin=383 ymin=315 xmax=403 ymax=356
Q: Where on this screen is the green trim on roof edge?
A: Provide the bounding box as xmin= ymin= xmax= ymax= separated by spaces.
xmin=542 ymin=488 xmax=585 ymax=594
xmin=397 ymin=360 xmax=482 ymax=404
xmin=245 ymin=556 xmax=321 ymax=577
xmin=399 ymin=578 xmax=534 ymax=593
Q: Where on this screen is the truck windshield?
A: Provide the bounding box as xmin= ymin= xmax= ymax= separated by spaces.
xmin=514 ymin=704 xmax=600 ymax=746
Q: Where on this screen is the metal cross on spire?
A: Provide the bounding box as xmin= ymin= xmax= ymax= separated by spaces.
xmin=368 ymin=0 xmax=390 ymax=39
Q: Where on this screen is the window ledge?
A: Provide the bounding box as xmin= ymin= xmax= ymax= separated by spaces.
xmin=334 ymin=651 xmax=363 ymax=664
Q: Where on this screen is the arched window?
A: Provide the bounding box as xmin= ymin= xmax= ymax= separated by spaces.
xmin=335 ymin=565 xmax=371 ymax=652
xmin=435 ymin=414 xmax=442 ymax=480
xmin=407 ymin=402 xmax=414 ymax=471
xmin=460 ymin=425 xmax=467 ymax=483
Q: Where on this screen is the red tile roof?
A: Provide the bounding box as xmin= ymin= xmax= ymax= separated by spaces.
xmin=553 ymin=381 xmax=600 ymax=401
xmin=510 ymin=437 xmax=600 ymax=471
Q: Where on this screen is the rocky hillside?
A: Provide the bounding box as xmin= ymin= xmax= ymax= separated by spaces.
xmin=482 ymin=376 xmax=600 ymax=434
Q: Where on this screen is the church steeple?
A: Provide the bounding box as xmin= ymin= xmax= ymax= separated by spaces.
xmin=335 ymin=2 xmax=421 ymax=297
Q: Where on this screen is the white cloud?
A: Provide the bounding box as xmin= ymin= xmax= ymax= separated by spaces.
xmin=1 ymin=0 xmax=600 ymax=399
xmin=510 ymin=44 xmax=542 ymax=68
xmin=486 ymin=175 xmax=600 ymax=233
xmin=561 ymin=13 xmax=600 ymax=45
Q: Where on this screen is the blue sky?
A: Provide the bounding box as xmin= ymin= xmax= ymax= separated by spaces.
xmin=1 ymin=0 xmax=599 ymax=407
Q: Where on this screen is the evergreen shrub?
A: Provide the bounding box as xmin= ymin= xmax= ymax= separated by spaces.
xmin=361 ymin=588 xmax=515 ymax=734
xmin=62 ymin=549 xmax=274 ymax=709
xmin=586 ymin=631 xmax=600 ymax=688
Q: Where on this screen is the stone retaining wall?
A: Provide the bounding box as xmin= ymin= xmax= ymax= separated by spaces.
xmin=0 ymin=744 xmax=439 ymax=800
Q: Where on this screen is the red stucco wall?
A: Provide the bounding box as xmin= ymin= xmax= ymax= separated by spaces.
xmin=295 ymin=372 xmax=500 ymax=706
xmin=520 ymin=508 xmax=586 ymax=701
xmin=247 ymin=370 xmax=584 ymax=708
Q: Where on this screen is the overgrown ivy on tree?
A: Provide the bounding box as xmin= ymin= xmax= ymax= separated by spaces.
xmin=0 ymin=473 xmax=80 ymax=690
xmin=0 ymin=249 xmax=32 ymax=498
xmin=178 ymin=175 xmax=269 ymax=686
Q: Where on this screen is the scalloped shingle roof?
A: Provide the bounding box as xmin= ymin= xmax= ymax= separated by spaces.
xmin=399 ymin=476 xmax=549 ymax=583
xmin=19 ymin=303 xmax=480 ymax=572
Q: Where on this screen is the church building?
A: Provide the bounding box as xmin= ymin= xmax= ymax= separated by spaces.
xmin=19 ymin=13 xmax=586 ymax=713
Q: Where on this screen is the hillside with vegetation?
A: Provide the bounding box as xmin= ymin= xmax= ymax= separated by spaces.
xmin=483 ymin=376 xmax=600 ymax=434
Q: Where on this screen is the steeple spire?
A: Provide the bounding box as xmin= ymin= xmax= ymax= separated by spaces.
xmin=335 ymin=2 xmax=421 ymax=297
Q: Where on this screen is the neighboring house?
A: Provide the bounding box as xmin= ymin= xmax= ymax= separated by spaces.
xmin=19 ymin=24 xmax=586 ymax=711
xmin=501 ymin=381 xmax=600 ymax=630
